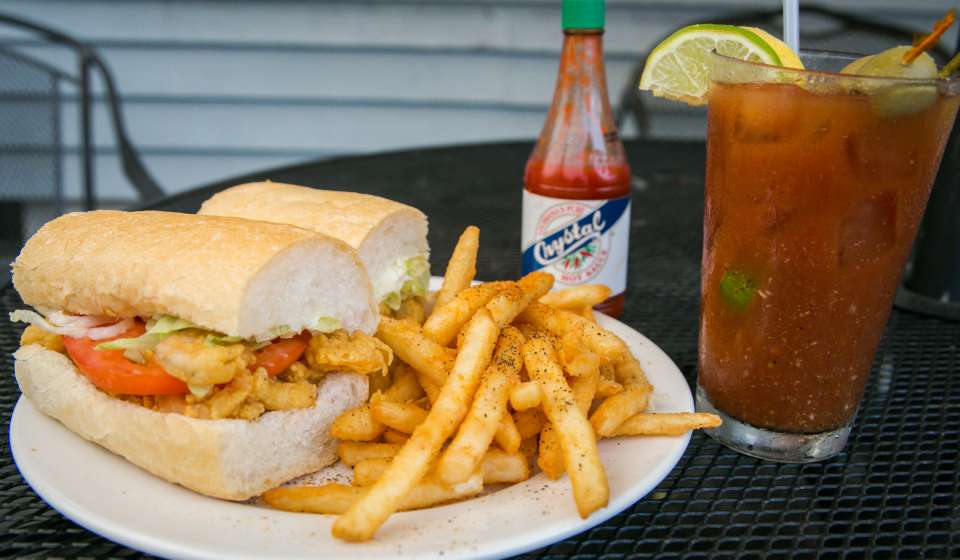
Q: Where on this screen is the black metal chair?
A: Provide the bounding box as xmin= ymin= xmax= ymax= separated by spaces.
xmin=616 ymin=5 xmax=953 ymax=138
xmin=0 ymin=12 xmax=163 ymax=241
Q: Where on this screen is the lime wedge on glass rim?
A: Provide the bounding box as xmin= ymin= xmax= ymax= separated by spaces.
xmin=639 ymin=24 xmax=801 ymax=106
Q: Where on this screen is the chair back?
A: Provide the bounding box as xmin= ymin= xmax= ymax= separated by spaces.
xmin=0 ymin=46 xmax=64 ymax=212
xmin=0 ymin=12 xmax=164 ymax=210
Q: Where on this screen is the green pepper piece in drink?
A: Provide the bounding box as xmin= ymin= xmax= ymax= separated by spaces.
xmin=719 ymin=269 xmax=759 ymax=313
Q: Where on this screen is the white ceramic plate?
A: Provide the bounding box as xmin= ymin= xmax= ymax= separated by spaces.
xmin=10 ymin=280 xmax=693 ymax=560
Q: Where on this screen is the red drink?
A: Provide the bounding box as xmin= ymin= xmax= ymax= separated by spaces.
xmin=696 ymin=52 xmax=960 ymax=462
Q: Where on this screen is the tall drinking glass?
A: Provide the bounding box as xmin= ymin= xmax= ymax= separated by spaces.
xmin=696 ymin=51 xmax=960 ymax=462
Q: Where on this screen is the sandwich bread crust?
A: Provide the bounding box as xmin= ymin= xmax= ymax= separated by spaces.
xmin=12 ymin=210 xmax=379 ymax=338
xmin=199 ymin=182 xmax=427 ymax=250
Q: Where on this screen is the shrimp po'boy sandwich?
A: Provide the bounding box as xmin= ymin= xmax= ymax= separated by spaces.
xmin=11 ymin=210 xmax=391 ymax=500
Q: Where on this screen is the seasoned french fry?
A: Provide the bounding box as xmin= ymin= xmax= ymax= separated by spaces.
xmin=539 ymin=285 xmax=611 ymax=311
xmin=382 ymin=428 xmax=411 ymax=445
xmin=615 ymin=351 xmax=652 ymax=390
xmin=352 ymin=458 xmax=392 ymax=487
xmin=597 ymin=378 xmax=623 ymax=398
xmin=486 ymin=272 xmax=554 ymax=328
xmin=613 ymin=412 xmax=722 ymax=437
xmin=264 ymin=484 xmax=359 ymax=514
xmin=513 ymin=408 xmax=545 ymax=439
xmin=493 ymin=414 xmax=522 ymax=454
xmin=415 ymin=369 xmax=441 ymax=404
xmin=571 ymin=359 xmax=601 ymax=413
xmin=332 ymin=309 xmax=499 ymax=542
xmin=482 ymin=449 xmax=530 ymax=484
xmin=351 ymin=457 xmax=438 ymax=487
xmin=433 ymin=226 xmax=480 ymax=310
xmin=381 ymin=363 xmax=426 ymax=403
xmin=371 ymin=401 xmax=429 ymax=434
xmin=591 ymin=353 xmax=653 ymax=437
xmin=581 ymin=306 xmax=597 ymax=323
xmin=590 ymin=387 xmax=650 ymax=437
xmin=337 ymin=441 xmax=402 ymax=466
xmin=537 ymin=425 xmax=565 ymax=479
xmin=266 ymin=471 xmax=483 ymax=515
xmin=597 ymin=363 xmax=623 ymax=398
xmin=331 ymin=404 xmax=386 ymax=442
xmin=398 ymin=479 xmax=477 ymax=513
xmin=591 ymin=387 xmax=651 ymax=437
xmin=407 ymin=474 xmax=482 ymax=508
xmin=436 ymin=327 xmax=524 ymax=485
xmin=523 ymin=336 xmax=608 ymax=518
xmin=518 ymin=302 xmax=627 ymax=362
xmin=540 ymin=354 xmax=600 ymax=478
xmin=394 ymin=296 xmax=426 ymax=325
xmin=515 ymin=322 xmax=549 ymax=342
xmin=564 ymin=351 xmax=600 ymax=379
xmin=509 ymin=380 xmax=543 ymax=411
xmin=354 ymin=449 xmax=528 ymax=488
xmin=422 ymin=281 xmax=509 ymax=347
xmin=376 ymin=317 xmax=452 ymax=388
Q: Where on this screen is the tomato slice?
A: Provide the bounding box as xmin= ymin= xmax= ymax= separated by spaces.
xmin=254 ymin=331 xmax=311 ymax=376
xmin=63 ymin=322 xmax=188 ymax=396
xmin=62 ymin=324 xmax=312 ymax=396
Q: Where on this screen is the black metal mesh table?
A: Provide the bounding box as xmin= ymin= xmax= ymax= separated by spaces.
xmin=2 ymin=140 xmax=958 ymax=558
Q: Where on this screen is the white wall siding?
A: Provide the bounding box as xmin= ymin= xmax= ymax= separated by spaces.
xmin=0 ymin=0 xmax=955 ymax=201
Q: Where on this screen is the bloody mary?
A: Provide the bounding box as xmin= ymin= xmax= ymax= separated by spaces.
xmin=696 ymin=51 xmax=960 ymax=461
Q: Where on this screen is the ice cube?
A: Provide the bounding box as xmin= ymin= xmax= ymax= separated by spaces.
xmin=845 ymin=134 xmax=920 ymax=178
xmin=731 ymin=87 xmax=802 ymax=144
xmin=838 ymin=190 xmax=897 ymax=266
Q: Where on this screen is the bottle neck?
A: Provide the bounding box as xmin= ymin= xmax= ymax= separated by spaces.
xmin=558 ymin=29 xmax=608 ymax=91
xmin=524 ymin=26 xmax=630 ymax=198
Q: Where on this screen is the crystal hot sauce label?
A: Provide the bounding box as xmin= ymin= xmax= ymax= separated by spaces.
xmin=521 ymin=191 xmax=630 ymax=294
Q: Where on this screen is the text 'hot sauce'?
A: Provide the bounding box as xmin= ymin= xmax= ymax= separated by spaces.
xmin=521 ymin=0 xmax=632 ymax=317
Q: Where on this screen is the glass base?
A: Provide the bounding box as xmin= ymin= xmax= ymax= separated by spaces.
xmin=695 ymin=386 xmax=849 ymax=463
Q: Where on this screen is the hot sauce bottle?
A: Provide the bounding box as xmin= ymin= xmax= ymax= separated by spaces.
xmin=521 ymin=0 xmax=632 ymax=317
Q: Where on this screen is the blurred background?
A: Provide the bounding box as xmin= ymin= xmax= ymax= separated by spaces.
xmin=0 ymin=0 xmax=956 ymax=247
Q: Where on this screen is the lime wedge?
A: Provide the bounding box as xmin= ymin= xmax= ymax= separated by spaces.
xmin=742 ymin=27 xmax=805 ymax=70
xmin=639 ymin=24 xmax=784 ymax=105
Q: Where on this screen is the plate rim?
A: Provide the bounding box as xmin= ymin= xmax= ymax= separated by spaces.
xmin=10 ymin=307 xmax=692 ymax=560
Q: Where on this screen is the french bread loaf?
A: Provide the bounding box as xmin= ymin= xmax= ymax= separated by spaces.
xmin=199 ymin=182 xmax=429 ymax=305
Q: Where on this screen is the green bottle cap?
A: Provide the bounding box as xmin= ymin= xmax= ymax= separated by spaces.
xmin=562 ymin=0 xmax=605 ymax=30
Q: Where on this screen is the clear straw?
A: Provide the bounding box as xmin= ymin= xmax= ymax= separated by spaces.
xmin=782 ymin=0 xmax=800 ymax=53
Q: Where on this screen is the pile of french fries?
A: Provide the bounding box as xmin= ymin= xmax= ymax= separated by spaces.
xmin=263 ymin=226 xmax=721 ymax=542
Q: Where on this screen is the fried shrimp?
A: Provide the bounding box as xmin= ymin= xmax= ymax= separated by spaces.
xmin=154 ymin=331 xmax=254 ymax=386
xmin=305 ymin=331 xmax=393 ymax=376
xmin=252 ymin=367 xmax=316 ymax=410
xmin=279 ymin=360 xmax=327 ymax=384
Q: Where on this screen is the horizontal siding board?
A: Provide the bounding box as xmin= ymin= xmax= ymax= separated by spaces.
xmin=59 ymin=98 xmax=546 ymax=152
xmin=0 ymin=1 xmax=951 ymax=51
xmin=59 ymin=152 xmax=304 ymax=199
